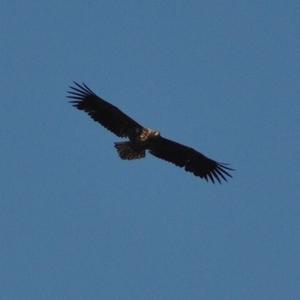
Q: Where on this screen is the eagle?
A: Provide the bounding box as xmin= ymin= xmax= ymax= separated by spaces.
xmin=67 ymin=82 xmax=233 ymax=183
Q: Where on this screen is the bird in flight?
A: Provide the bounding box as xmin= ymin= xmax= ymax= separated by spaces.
xmin=67 ymin=82 xmax=233 ymax=183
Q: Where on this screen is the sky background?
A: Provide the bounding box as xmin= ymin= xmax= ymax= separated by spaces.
xmin=1 ymin=1 xmax=299 ymax=299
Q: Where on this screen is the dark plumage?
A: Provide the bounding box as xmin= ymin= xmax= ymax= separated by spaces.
xmin=68 ymin=82 xmax=233 ymax=183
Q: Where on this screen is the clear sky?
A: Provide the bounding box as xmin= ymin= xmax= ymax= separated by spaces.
xmin=1 ymin=1 xmax=299 ymax=299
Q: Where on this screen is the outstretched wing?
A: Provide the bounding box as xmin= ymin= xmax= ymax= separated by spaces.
xmin=67 ymin=82 xmax=144 ymax=138
xmin=148 ymin=137 xmax=233 ymax=183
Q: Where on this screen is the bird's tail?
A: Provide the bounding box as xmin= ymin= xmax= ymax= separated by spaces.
xmin=114 ymin=142 xmax=145 ymax=160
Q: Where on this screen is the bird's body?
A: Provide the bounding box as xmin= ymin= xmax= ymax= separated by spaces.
xmin=115 ymin=128 xmax=160 ymax=160
xmin=68 ymin=82 xmax=233 ymax=183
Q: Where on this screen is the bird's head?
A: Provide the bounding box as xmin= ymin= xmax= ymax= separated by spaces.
xmin=154 ymin=130 xmax=160 ymax=137
xmin=139 ymin=128 xmax=160 ymax=141
xmin=150 ymin=129 xmax=160 ymax=137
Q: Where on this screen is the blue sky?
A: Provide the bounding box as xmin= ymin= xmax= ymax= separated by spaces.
xmin=1 ymin=1 xmax=299 ymax=299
